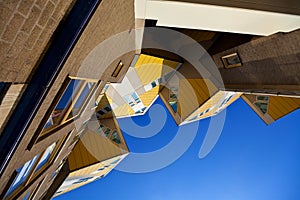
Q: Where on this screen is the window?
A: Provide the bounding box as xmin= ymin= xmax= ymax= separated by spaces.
xmin=104 ymin=128 xmax=111 ymax=136
xmin=4 ymin=141 xmax=62 ymax=199
xmin=151 ymin=81 xmax=157 ymax=88
xmin=96 ymin=124 xmax=122 ymax=145
xmin=169 ymin=101 xmax=177 ymax=113
xmin=168 ymin=87 xmax=178 ymax=113
xmin=257 ymin=96 xmax=269 ymax=101
xmin=110 ymin=131 xmax=121 ymax=144
xmin=42 ymin=78 xmax=96 ymax=134
xmin=111 ymin=61 xmax=124 ymax=77
xmin=254 ymin=102 xmax=268 ymax=114
xmin=5 ymin=155 xmax=39 ymax=197
xmin=110 ymin=158 xmax=121 ymax=165
xmin=221 ymin=53 xmax=242 ymax=69
xmin=72 ymin=177 xmax=93 ymax=185
xmin=96 ymin=105 xmax=112 ymax=118
xmin=34 ymin=143 xmax=56 ymax=172
xmin=219 ymin=95 xmax=233 ymax=108
xmin=254 ymin=95 xmax=269 ymax=114
xmin=124 ymin=92 xmax=146 ymax=113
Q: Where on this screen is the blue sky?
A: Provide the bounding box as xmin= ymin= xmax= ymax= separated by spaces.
xmin=54 ymin=97 xmax=300 ymax=200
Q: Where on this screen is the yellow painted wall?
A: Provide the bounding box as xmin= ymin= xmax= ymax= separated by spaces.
xmin=113 ymin=103 xmax=134 ymax=117
xmin=61 ymin=154 xmax=126 ymax=195
xmin=139 ymin=87 xmax=159 ymax=107
xmin=185 ymin=91 xmax=242 ymax=122
xmin=178 ymin=78 xmax=217 ymax=119
xmin=268 ymin=96 xmax=300 ymax=120
xmin=134 ymin=54 xmax=179 ymax=86
xmin=68 ymin=130 xmax=128 ymax=172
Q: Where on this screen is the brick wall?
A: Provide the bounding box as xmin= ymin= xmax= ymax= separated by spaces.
xmin=0 ymin=0 xmax=75 ymax=83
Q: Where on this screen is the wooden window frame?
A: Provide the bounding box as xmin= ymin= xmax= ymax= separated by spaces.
xmin=38 ymin=77 xmax=98 ymax=138
xmin=221 ymin=53 xmax=242 ymax=69
xmin=3 ymin=135 xmax=69 ymax=200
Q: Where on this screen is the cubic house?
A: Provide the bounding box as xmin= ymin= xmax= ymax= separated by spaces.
xmin=0 ymin=0 xmax=299 ymax=199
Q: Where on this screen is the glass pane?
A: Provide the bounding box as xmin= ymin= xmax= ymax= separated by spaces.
xmin=110 ymin=131 xmax=121 ymax=144
xmin=5 ymin=155 xmax=39 ymax=197
xmin=254 ymin=102 xmax=268 ymax=114
xmin=35 ymin=143 xmax=56 ymax=172
xmin=104 ymin=128 xmax=111 ymax=137
xmin=226 ymin=56 xmax=241 ymax=65
xmin=43 ymin=79 xmax=81 ymax=130
xmin=97 ymin=124 xmax=105 ymax=134
xmin=169 ymin=101 xmax=177 ymax=113
xmin=257 ymin=96 xmax=269 ymax=101
xmin=68 ymin=82 xmax=94 ymax=119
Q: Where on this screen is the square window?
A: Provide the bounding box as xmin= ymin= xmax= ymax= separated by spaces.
xmin=151 ymin=81 xmax=157 ymax=88
xmin=221 ymin=53 xmax=242 ymax=69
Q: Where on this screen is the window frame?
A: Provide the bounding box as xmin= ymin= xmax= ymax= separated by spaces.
xmin=3 ymin=135 xmax=69 ymax=200
xmin=253 ymin=95 xmax=270 ymax=115
xmin=39 ymin=77 xmax=98 ymax=138
xmin=221 ymin=53 xmax=242 ymax=69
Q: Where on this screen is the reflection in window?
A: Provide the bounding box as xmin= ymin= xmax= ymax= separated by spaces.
xmin=35 ymin=142 xmax=56 ymax=172
xmin=124 ymin=92 xmax=145 ymax=113
xmin=254 ymin=102 xmax=268 ymax=114
xmin=43 ymin=78 xmax=95 ymax=132
xmin=110 ymin=131 xmax=121 ymax=144
xmin=44 ymin=80 xmax=81 ymax=129
xmin=169 ymin=101 xmax=177 ymax=113
xmin=104 ymin=128 xmax=111 ymax=136
xmin=221 ymin=53 xmax=242 ymax=69
xmin=219 ymin=95 xmax=233 ymax=108
xmin=68 ymin=82 xmax=94 ymax=118
xmin=5 ymin=155 xmax=39 ymax=197
xmin=257 ymin=96 xmax=269 ymax=101
xmin=97 ymin=124 xmax=105 ymax=134
xmin=72 ymin=177 xmax=93 ymax=184
xmin=96 ymin=124 xmax=121 ymax=145
xmin=110 ymin=158 xmax=120 ymax=165
xmin=168 ymin=87 xmax=178 ymax=113
xmin=5 ymin=142 xmax=59 ymax=198
xmin=254 ymin=96 xmax=269 ymax=114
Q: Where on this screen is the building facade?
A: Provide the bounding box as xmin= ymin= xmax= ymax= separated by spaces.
xmin=0 ymin=0 xmax=300 ymax=199
xmin=0 ymin=0 xmax=136 ymax=199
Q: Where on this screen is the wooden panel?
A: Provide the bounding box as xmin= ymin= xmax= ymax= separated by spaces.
xmin=135 ymin=55 xmax=158 ymax=84
xmin=113 ymin=103 xmax=133 ymax=117
xmin=135 ymin=54 xmax=179 ymax=86
xmin=68 ymin=129 xmax=128 ymax=172
xmin=268 ymin=96 xmax=300 ymax=120
xmin=139 ymin=87 xmax=159 ymax=107
xmin=178 ymin=78 xmax=217 ymax=119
